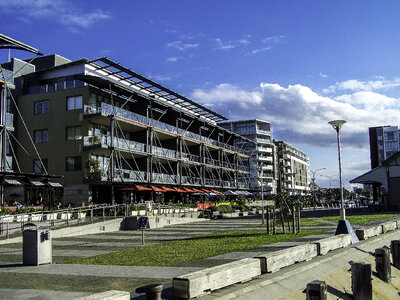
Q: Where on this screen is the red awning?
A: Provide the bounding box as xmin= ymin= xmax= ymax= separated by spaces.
xmin=173 ymin=187 xmax=187 ymax=193
xmin=183 ymin=187 xmax=196 ymax=192
xmin=161 ymin=186 xmax=176 ymax=192
xmin=149 ymin=185 xmax=164 ymax=192
xmin=120 ymin=185 xmax=152 ymax=191
xmin=201 ymin=188 xmax=212 ymax=193
xmin=191 ymin=188 xmax=204 ymax=193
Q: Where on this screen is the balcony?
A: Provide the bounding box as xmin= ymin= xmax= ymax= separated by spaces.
xmin=83 ymin=135 xmax=146 ymax=154
xmin=5 ymin=113 xmax=13 ymax=130
xmin=87 ymin=168 xmax=146 ymax=183
xmin=182 ymin=176 xmax=202 ymax=185
xmin=152 ymin=172 xmax=177 ymax=184
xmin=152 ymin=146 xmax=177 ymax=159
xmin=258 ymin=146 xmax=272 ymax=153
xmin=84 ymin=103 xmax=248 ymax=156
xmin=181 ymin=152 xmax=201 ymax=164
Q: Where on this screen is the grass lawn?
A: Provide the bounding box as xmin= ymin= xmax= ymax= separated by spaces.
xmin=320 ymin=214 xmax=399 ymax=225
xmin=247 ymin=218 xmax=329 ymax=227
xmin=60 ymin=229 xmax=328 ymax=267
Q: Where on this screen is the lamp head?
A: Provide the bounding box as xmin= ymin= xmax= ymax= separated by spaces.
xmin=328 ymin=120 xmax=347 ymax=130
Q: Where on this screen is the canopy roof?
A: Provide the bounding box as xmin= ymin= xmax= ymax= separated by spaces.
xmin=0 ymin=33 xmax=42 ymax=55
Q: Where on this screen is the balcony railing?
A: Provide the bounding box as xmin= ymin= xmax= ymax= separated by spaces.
xmin=152 ymin=146 xmax=177 ymax=159
xmin=152 ymin=172 xmax=177 ymax=184
xmin=181 ymin=152 xmax=201 ymax=163
xmin=84 ymin=103 xmax=249 ymax=155
xmin=83 ymin=135 xmax=146 ymax=154
xmin=182 ymin=176 xmax=202 ymax=185
xmin=5 ymin=113 xmax=13 ymax=129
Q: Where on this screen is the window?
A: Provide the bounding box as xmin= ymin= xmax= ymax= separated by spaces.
xmin=66 ymin=156 xmax=82 ymax=171
xmin=34 ymin=129 xmax=48 ymax=144
xmin=34 ymin=100 xmax=49 ymax=115
xmin=66 ymin=126 xmax=82 ymax=141
xmin=67 ymin=96 xmax=82 ymax=110
xmin=33 ymin=159 xmax=48 ymax=174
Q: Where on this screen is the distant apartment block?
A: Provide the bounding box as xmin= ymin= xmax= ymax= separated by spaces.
xmin=369 ymin=125 xmax=400 ymax=169
xmin=219 ymin=119 xmax=277 ymax=194
xmin=274 ymin=140 xmax=309 ymax=195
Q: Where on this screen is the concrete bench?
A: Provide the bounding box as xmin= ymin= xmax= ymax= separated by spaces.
xmin=313 ymin=234 xmax=351 ymax=255
xmin=255 ymin=243 xmax=318 ymax=273
xmin=173 ymin=258 xmax=261 ymax=299
xmin=74 ymin=290 xmax=130 ymax=300
xmin=356 ymin=225 xmax=383 ymax=240
xmin=381 ymin=220 xmax=398 ymax=233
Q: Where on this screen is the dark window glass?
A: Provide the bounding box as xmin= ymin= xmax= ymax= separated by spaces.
xmin=34 ymin=129 xmax=48 ymax=144
xmin=34 ymin=100 xmax=49 ymax=115
xmin=33 ymin=159 xmax=48 ymax=174
xmin=67 ymin=96 xmax=82 ymax=110
xmin=66 ymin=126 xmax=82 ymax=141
xmin=66 ymin=156 xmax=82 ymax=171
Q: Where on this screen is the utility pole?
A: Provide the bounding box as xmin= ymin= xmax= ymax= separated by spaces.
xmin=309 ymin=168 xmax=326 ymax=209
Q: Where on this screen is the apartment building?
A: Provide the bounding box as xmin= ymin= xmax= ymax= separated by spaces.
xmin=369 ymin=126 xmax=400 ymax=169
xmin=219 ymin=119 xmax=278 ymax=194
xmin=274 ymin=140 xmax=309 ymax=195
xmin=6 ymin=54 xmax=253 ymax=205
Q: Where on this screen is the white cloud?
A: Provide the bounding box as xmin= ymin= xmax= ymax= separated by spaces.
xmin=249 ymin=46 xmax=271 ymax=55
xmin=323 ymin=78 xmax=400 ymax=94
xmin=0 ymin=0 xmax=111 ymax=29
xmin=167 ymin=41 xmax=199 ymax=51
xmin=319 ymin=73 xmax=328 ymax=78
xmin=262 ymin=35 xmax=286 ymax=44
xmin=214 ymin=35 xmax=252 ymax=50
xmin=192 ymin=82 xmax=400 ymax=149
xmin=166 ymin=57 xmax=179 ymax=63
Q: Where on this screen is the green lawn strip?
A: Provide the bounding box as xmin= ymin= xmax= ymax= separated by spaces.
xmin=60 ymin=229 xmax=328 ymax=267
xmin=320 ymin=214 xmax=399 ymax=225
xmin=247 ymin=218 xmax=328 ymax=227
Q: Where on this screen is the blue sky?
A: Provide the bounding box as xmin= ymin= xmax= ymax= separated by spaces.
xmin=2 ymin=0 xmax=400 ymax=188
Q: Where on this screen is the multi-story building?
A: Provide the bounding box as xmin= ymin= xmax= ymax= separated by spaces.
xmin=6 ymin=54 xmax=253 ymax=205
xmin=369 ymin=126 xmax=400 ymax=169
xmin=219 ymin=119 xmax=277 ymax=194
xmin=274 ymin=140 xmax=309 ymax=195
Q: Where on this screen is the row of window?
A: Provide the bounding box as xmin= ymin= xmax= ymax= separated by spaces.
xmin=34 ymin=126 xmax=82 ymax=144
xmin=34 ymin=96 xmax=82 ymax=115
xmin=33 ymin=156 xmax=81 ymax=174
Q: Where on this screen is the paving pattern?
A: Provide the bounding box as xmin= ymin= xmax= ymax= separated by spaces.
xmin=0 ymin=215 xmax=336 ymax=299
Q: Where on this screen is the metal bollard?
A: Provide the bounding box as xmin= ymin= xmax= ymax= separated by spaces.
xmin=375 ymin=247 xmax=391 ymax=283
xmin=306 ymin=280 xmax=327 ymax=300
xmin=136 ymin=283 xmax=163 ymax=300
xmin=351 ymin=262 xmax=372 ymax=300
xmin=391 ymin=240 xmax=400 ymax=269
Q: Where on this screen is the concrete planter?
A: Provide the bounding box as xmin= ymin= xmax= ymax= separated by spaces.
xmin=57 ymin=212 xmax=72 ymax=220
xmin=130 ymin=211 xmax=138 ymax=216
xmin=0 ymin=215 xmax=14 ymax=222
xmin=43 ymin=213 xmax=57 ymax=221
xmin=14 ymin=215 xmax=29 ymax=222
xmin=29 ymin=214 xmax=42 ymax=222
xmin=73 ymin=211 xmax=87 ymax=219
xmin=138 ymin=210 xmax=146 ymax=216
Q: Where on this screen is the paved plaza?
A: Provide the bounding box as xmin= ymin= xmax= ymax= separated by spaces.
xmin=0 ymin=215 xmax=337 ymax=299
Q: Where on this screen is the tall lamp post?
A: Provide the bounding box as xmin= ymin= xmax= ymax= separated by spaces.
xmin=258 ymin=164 xmax=265 ymax=224
xmin=328 ymin=120 xmax=359 ymax=243
xmin=328 ymin=120 xmax=346 ymax=220
xmin=310 ymin=168 xmax=326 ymax=209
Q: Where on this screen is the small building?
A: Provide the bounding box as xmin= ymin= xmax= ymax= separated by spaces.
xmin=350 ymin=152 xmax=400 ymax=210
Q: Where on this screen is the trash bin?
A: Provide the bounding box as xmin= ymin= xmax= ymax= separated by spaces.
xmin=22 ymin=222 xmax=52 ymax=265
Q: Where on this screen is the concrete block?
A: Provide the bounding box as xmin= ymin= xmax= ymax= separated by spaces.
xmin=356 ymin=225 xmax=383 ymax=240
xmin=314 ymin=234 xmax=351 ymax=255
xmin=381 ymin=220 xmax=398 ymax=233
xmin=255 ymin=243 xmax=318 ymax=273
xmin=173 ymin=258 xmax=261 ymax=299
xmin=74 ymin=290 xmax=130 ymax=300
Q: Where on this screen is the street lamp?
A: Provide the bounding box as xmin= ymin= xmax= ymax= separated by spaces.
xmin=310 ymin=168 xmax=326 ymax=209
xmin=328 ymin=119 xmax=359 ymax=243
xmin=328 ymin=120 xmax=346 ymax=220
xmin=258 ymin=164 xmax=265 ymax=225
